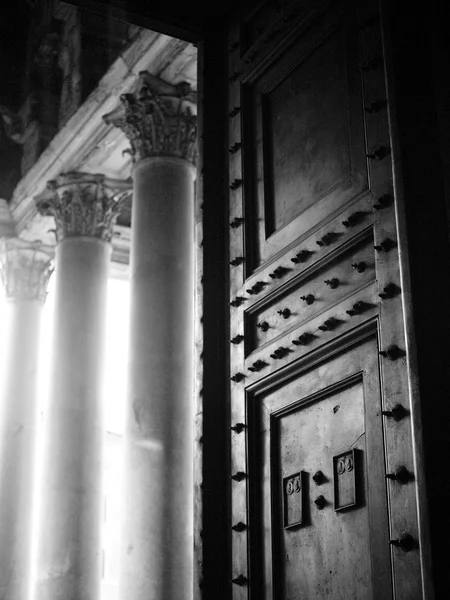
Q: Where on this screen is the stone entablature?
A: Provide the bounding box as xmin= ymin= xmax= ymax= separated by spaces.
xmin=103 ymin=71 xmax=197 ymax=165
xmin=0 ymin=240 xmax=53 ymax=302
xmin=35 ymin=172 xmax=131 ymax=242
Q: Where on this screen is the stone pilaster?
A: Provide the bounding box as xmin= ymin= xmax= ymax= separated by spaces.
xmin=0 ymin=240 xmax=52 ymax=600
xmin=103 ymin=72 xmax=196 ymax=600
xmin=33 ymin=173 xmax=130 ymax=600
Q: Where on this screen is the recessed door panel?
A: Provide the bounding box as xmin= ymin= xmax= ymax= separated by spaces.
xmin=248 ymin=337 xmax=392 ymax=599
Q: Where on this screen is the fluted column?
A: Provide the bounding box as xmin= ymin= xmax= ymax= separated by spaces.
xmin=34 ymin=173 xmax=130 ymax=600
xmin=103 ymin=71 xmax=197 ymax=600
xmin=0 ymin=241 xmax=53 ymax=600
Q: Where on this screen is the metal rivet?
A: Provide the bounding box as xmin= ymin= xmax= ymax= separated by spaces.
xmin=228 ymin=71 xmax=242 ymax=83
xmin=379 ymin=283 xmax=401 ymax=299
xmin=379 ymin=345 xmax=405 ymax=360
xmin=366 ymin=145 xmax=391 ymax=161
xmin=270 ymin=346 xmax=291 ymax=359
xmin=386 ymin=465 xmax=411 ymax=484
xmin=269 ymin=266 xmax=290 ymax=279
xmin=389 ymin=533 xmax=415 ymax=552
xmin=373 ymin=193 xmax=393 ymax=210
xmin=314 ymin=495 xmax=327 ymax=509
xmin=230 ymin=335 xmax=244 ymax=345
xmin=231 ymin=471 xmax=247 ymax=482
xmin=291 ymin=249 xmax=313 ymax=264
xmin=342 ymin=211 xmax=366 ymax=228
xmin=374 ymin=238 xmax=396 ymax=252
xmin=312 ymin=470 xmax=326 ymax=485
xmin=231 ymin=522 xmax=247 ymax=532
xmin=231 ymin=574 xmax=248 ymax=586
xmin=230 ymin=216 xmax=244 ymax=228
xmin=300 ymin=294 xmax=315 ymax=305
xmin=346 ymin=300 xmax=371 ymax=316
xmin=228 ymin=106 xmax=241 ymax=118
xmin=317 ymin=232 xmax=340 ymax=247
xmin=229 ymin=256 xmax=244 ymax=267
xmin=248 ymin=359 xmax=268 ymax=372
xmin=229 ymin=178 xmax=243 ymax=190
xmin=277 ymin=308 xmax=291 ymax=319
xmin=364 ymin=98 xmax=387 ymax=113
xmin=324 ymin=278 xmax=339 ymax=289
xmin=318 ymin=317 xmax=340 ymax=331
xmin=246 ymin=281 xmax=268 ymax=295
xmin=229 ymin=142 xmax=242 ymax=154
xmin=381 ymin=403 xmax=408 ymax=421
xmin=257 ymin=321 xmax=270 ymax=332
xmin=230 ymin=373 xmax=245 ymax=383
xmin=229 ymin=296 xmax=246 ymax=307
xmin=292 ymin=332 xmax=315 ymax=346
xmin=352 ymin=261 xmax=366 ymax=273
xmin=230 ymin=422 xmax=247 ymax=433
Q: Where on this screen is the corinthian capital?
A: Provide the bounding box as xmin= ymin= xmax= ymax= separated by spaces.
xmin=102 ymin=71 xmax=197 ymax=165
xmin=0 ymin=240 xmax=53 ymax=303
xmin=35 ymin=172 xmax=132 ymax=243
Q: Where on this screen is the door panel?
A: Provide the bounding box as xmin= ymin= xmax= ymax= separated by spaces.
xmin=227 ymin=1 xmax=424 ymax=599
xmin=248 ymin=337 xmax=392 ymax=599
xmin=241 ymin=1 xmax=366 ymax=273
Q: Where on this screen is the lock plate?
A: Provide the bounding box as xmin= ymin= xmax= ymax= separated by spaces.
xmin=333 ymin=449 xmax=358 ymax=511
xmin=283 ymin=471 xmax=304 ymax=529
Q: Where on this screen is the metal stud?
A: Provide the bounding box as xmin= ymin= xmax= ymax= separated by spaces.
xmin=291 ymin=249 xmax=313 ymax=264
xmin=366 ymin=145 xmax=391 ymax=161
xmin=374 ymin=238 xmax=396 ymax=252
xmin=257 ymin=321 xmax=270 ymax=332
xmin=248 ymin=359 xmax=268 ymax=372
xmin=386 ymin=465 xmax=411 ymax=484
xmin=352 ymin=261 xmax=366 ymax=273
xmin=318 ymin=317 xmax=340 ymax=331
xmin=277 ymin=308 xmax=291 ymax=319
xmin=269 ymin=266 xmax=290 ymax=279
xmin=381 ymin=403 xmax=408 ymax=421
xmin=246 ymin=281 xmax=268 ymax=295
xmin=300 ymin=294 xmax=315 ymax=305
xmin=379 ymin=283 xmax=401 ymax=299
xmin=231 ymin=471 xmax=247 ymax=481
xmin=317 ymin=232 xmax=340 ymax=247
xmin=228 ymin=106 xmax=241 ymax=118
xmin=229 ymin=178 xmax=243 ymax=190
xmin=230 ymin=422 xmax=247 ymax=433
xmin=379 ymin=345 xmax=405 ymax=360
xmin=342 ymin=211 xmax=366 ymax=228
xmin=229 ymin=256 xmax=244 ymax=266
xmin=346 ymin=300 xmax=371 ymax=316
xmin=231 ymin=575 xmax=248 ymax=586
xmin=373 ymin=194 xmax=393 ymax=210
xmin=231 ymin=522 xmax=247 ymax=532
xmin=324 ymin=278 xmax=340 ymax=289
xmin=230 ymin=216 xmax=244 ymax=228
xmin=292 ymin=332 xmax=315 ymax=346
xmin=230 ymin=373 xmax=245 ymax=383
xmin=312 ymin=471 xmax=326 ymax=485
xmin=314 ymin=495 xmax=327 ymax=510
xmin=270 ymin=346 xmax=291 ymax=359
xmin=228 ymin=40 xmax=239 ymax=52
xmin=229 ymin=296 xmax=246 ymax=307
xmin=389 ymin=533 xmax=415 ymax=552
xmin=229 ymin=142 xmax=242 ymax=154
xmin=230 ymin=335 xmax=244 ymax=345
xmin=364 ymin=98 xmax=387 ymax=113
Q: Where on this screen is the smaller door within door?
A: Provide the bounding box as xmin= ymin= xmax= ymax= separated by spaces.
xmin=248 ymin=336 xmax=392 ymax=599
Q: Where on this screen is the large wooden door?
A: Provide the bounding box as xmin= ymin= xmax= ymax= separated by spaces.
xmin=226 ymin=0 xmax=425 ymax=598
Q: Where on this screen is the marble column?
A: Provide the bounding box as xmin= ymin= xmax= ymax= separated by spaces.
xmin=34 ymin=173 xmax=130 ymax=600
xmin=103 ymin=72 xmax=197 ymax=600
xmin=0 ymin=241 xmax=53 ymax=600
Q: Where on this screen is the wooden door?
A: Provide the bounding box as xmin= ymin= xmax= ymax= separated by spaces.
xmin=226 ymin=0 xmax=425 ymax=598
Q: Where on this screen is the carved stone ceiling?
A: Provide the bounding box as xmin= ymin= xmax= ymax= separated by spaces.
xmin=11 ymin=29 xmax=197 ymax=278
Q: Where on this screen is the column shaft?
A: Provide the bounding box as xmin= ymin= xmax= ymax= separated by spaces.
xmin=36 ymin=238 xmax=111 ymax=600
xmin=0 ymin=300 xmax=44 ymax=600
xmin=120 ymin=157 xmax=194 ymax=599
